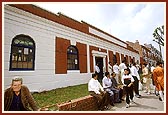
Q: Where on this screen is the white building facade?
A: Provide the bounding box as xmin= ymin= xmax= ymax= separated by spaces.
xmin=3 ymin=4 xmax=140 ymax=92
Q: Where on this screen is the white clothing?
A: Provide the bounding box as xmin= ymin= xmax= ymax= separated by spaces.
xmin=113 ymin=64 xmax=119 ymax=74
xmin=130 ymin=66 xmax=140 ymax=80
xmin=121 ymin=74 xmax=135 ymax=85
xmin=119 ymin=63 xmax=127 ymax=72
xmin=88 ymin=78 xmax=104 ymax=94
xmin=94 ymin=65 xmax=100 ymax=73
xmin=142 ymin=67 xmax=148 ymax=76
xmin=102 ymin=76 xmax=112 ymax=88
xmin=119 ymin=63 xmax=127 ymax=81
xmin=136 ymin=64 xmax=141 ymax=71
xmin=151 ymin=66 xmax=155 ymax=73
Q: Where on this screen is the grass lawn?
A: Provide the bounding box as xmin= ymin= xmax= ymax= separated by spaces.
xmin=32 ymin=83 xmax=89 ymax=110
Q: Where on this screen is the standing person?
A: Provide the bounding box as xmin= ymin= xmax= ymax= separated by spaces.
xmin=111 ymin=72 xmax=124 ymax=101
xmin=150 ymin=64 xmax=158 ymax=96
xmin=142 ymin=63 xmax=151 ymax=95
xmin=153 ymin=61 xmax=164 ymax=102
xmin=119 ymin=60 xmax=127 ymax=84
xmin=88 ymin=73 xmax=109 ymax=110
xmin=4 ymin=76 xmax=39 ymax=111
xmin=130 ymin=63 xmax=141 ymax=98
xmin=94 ymin=62 xmax=101 ymax=82
xmin=136 ymin=62 xmax=141 ymax=74
xmin=113 ymin=62 xmax=120 ymax=84
xmin=121 ymin=68 xmax=135 ymax=108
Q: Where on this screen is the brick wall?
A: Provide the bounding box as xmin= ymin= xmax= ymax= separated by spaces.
xmin=57 ymin=95 xmax=98 ymax=111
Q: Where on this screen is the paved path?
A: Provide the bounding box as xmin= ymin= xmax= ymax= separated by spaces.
xmin=106 ymin=90 xmax=165 ymax=112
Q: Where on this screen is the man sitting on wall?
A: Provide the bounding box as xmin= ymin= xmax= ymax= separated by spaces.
xmin=88 ymin=73 xmax=110 ymax=110
xmin=4 ymin=76 xmax=39 ymax=111
xmin=102 ymin=72 xmax=122 ymax=106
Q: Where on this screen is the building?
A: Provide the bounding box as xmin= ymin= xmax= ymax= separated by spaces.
xmin=144 ymin=43 xmax=162 ymax=65
xmin=127 ymin=40 xmax=162 ymax=66
xmin=4 ymin=4 xmax=139 ymax=92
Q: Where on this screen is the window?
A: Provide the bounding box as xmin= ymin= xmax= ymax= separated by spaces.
xmin=67 ymin=46 xmax=79 ymax=70
xmin=10 ymin=34 xmax=35 ymax=71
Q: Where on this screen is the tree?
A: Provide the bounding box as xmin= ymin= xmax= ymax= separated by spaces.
xmin=153 ymin=25 xmax=164 ymax=46
xmin=153 ymin=25 xmax=164 ymax=61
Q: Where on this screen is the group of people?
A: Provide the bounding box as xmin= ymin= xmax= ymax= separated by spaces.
xmin=141 ymin=61 xmax=164 ymax=102
xmin=89 ymin=60 xmax=164 ymax=110
xmin=4 ymin=61 xmax=164 ymax=111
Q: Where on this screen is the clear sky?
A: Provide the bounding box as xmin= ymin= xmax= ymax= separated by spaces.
xmin=35 ymin=2 xmax=165 ymax=58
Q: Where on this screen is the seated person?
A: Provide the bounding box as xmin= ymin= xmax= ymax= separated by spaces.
xmin=102 ymin=72 xmax=121 ymax=106
xmin=4 ymin=76 xmax=39 ymax=111
xmin=111 ymin=72 xmax=124 ymax=101
xmin=88 ymin=73 xmax=109 ymax=110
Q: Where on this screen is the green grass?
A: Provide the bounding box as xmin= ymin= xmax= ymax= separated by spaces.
xmin=32 ymin=83 xmax=89 ymax=110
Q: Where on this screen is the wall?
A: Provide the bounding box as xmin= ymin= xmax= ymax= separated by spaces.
xmin=57 ymin=95 xmax=98 ymax=111
xmin=4 ymin=5 xmax=91 ymax=92
xmin=4 ymin=5 xmax=140 ymax=92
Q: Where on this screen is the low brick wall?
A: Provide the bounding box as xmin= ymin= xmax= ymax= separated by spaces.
xmin=57 ymin=95 xmax=98 ymax=111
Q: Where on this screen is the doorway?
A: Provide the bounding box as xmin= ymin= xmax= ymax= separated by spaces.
xmin=95 ymin=57 xmax=104 ymax=82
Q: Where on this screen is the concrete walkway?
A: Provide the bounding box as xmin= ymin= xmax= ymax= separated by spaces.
xmin=105 ymin=90 xmax=165 ymax=112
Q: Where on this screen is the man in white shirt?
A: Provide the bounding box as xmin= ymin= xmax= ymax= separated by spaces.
xmin=94 ymin=63 xmax=101 ymax=82
xmin=95 ymin=63 xmax=100 ymax=74
xmin=119 ymin=60 xmax=127 ymax=84
xmin=102 ymin=72 xmax=121 ymax=105
xmin=113 ymin=63 xmax=120 ymax=84
xmin=130 ymin=63 xmax=141 ymax=98
xmin=88 ymin=73 xmax=109 ymax=110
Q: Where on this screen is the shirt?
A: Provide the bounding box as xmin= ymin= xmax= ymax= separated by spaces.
xmin=113 ymin=64 xmax=119 ymax=74
xmin=88 ymin=78 xmax=104 ymax=94
xmin=122 ymin=74 xmax=135 ymax=85
xmin=94 ymin=65 xmax=100 ymax=73
xmin=119 ymin=63 xmax=127 ymax=72
xmin=102 ymin=76 xmax=112 ymax=88
xmin=130 ymin=66 xmax=140 ymax=80
xmin=151 ymin=66 xmax=155 ymax=73
xmin=142 ymin=67 xmax=149 ymax=76
xmin=9 ymin=92 xmax=26 ymax=111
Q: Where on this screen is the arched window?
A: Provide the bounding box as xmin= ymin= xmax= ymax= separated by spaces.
xmin=67 ymin=45 xmax=79 ymax=70
xmin=10 ymin=34 xmax=35 ymax=71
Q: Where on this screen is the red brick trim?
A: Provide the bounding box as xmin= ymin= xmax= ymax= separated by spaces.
xmin=57 ymin=95 xmax=98 ymax=111
xmin=55 ymin=37 xmax=70 ymax=74
xmin=76 ymin=42 xmax=87 ymax=73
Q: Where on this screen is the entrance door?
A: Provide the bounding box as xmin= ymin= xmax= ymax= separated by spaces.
xmin=95 ymin=57 xmax=103 ymax=82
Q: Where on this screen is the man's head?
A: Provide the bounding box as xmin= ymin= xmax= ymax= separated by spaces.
xmin=105 ymin=72 xmax=110 ymax=78
xmin=156 ymin=61 xmax=163 ymax=67
xmin=142 ymin=63 xmax=147 ymax=68
xmin=124 ymin=68 xmax=130 ymax=75
xmin=92 ymin=73 xmax=98 ymax=80
xmin=111 ymin=72 xmax=116 ymax=77
xmin=11 ymin=76 xmax=23 ymax=92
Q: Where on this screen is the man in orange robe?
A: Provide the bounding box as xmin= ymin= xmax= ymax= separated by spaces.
xmin=152 ymin=61 xmax=164 ymax=102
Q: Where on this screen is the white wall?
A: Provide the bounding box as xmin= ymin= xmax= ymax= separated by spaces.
xmin=3 ymin=5 xmax=92 ymax=92
xmin=3 ymin=5 xmax=140 ymax=92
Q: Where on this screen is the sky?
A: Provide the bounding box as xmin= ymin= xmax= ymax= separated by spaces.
xmin=34 ymin=2 xmax=165 ymax=58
